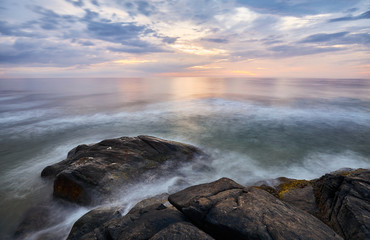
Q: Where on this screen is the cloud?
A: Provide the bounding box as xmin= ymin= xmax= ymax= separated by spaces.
xmin=0 ymin=21 xmax=35 ymax=37
xmin=84 ymin=16 xmax=168 ymax=53
xmin=116 ymin=0 xmax=156 ymax=17
xmin=161 ymin=36 xmax=177 ymax=44
xmin=79 ymin=40 xmax=95 ymax=46
xmin=203 ymin=38 xmax=229 ymax=43
xmin=269 ymin=44 xmax=344 ymax=57
xmin=301 ymin=32 xmax=349 ymax=43
xmin=1 ymin=0 xmax=369 ymax=78
xmin=329 ymin=11 xmax=370 ymax=22
xmin=340 ymin=33 xmax=370 ymax=46
xmin=83 ymin=9 xmax=99 ymax=20
xmin=32 ymin=6 xmax=77 ymax=30
xmin=65 ymin=0 xmax=84 ymax=7
xmin=0 ymin=39 xmax=104 ymax=66
xmin=108 ymin=45 xmax=165 ymax=54
xmin=236 ymin=0 xmax=363 ymax=16
xmin=86 ymin=20 xmax=144 ymax=43
xmin=90 ymin=0 xmax=99 ymax=6
xmin=301 ymin=32 xmax=370 ymax=46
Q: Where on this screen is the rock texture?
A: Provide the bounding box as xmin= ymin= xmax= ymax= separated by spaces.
xmin=258 ymin=177 xmax=319 ymax=216
xmin=169 ymin=178 xmax=342 ymax=240
xmin=41 ymin=135 xmax=202 ymax=205
xmin=67 ymin=206 xmax=121 ymax=240
xmin=150 ymin=222 xmax=215 ymax=240
xmin=313 ymin=169 xmax=370 ymax=240
xmin=67 ymin=202 xmax=214 ymax=240
xmin=65 ymin=169 xmax=370 ymax=240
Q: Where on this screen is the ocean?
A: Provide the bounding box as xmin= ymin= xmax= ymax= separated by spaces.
xmin=1 ymin=77 xmax=370 ymax=239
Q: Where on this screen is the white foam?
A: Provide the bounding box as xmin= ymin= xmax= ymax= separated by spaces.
xmin=2 ymin=97 xmax=370 ymax=140
xmin=280 ymin=151 xmax=370 ymax=180
xmin=22 ymin=207 xmax=89 ymax=240
xmin=201 ymin=149 xmax=370 ymax=185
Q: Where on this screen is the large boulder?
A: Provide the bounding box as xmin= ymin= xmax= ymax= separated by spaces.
xmin=313 ymin=168 xmax=370 ymax=240
xmin=169 ymin=178 xmax=342 ymax=240
xmin=68 ymin=202 xmax=214 ymax=240
xmin=41 ymin=135 xmax=203 ymax=205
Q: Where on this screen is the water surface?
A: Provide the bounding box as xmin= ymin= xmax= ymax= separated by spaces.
xmin=1 ymin=77 xmax=370 ymax=239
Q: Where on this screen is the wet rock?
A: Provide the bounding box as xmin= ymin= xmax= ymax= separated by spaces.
xmin=257 ymin=177 xmax=319 ymax=216
xmin=41 ymin=136 xmax=203 ymax=205
xmin=79 ymin=203 xmax=189 ymax=240
xmin=150 ymin=222 xmax=215 ymax=240
xmin=128 ymin=193 xmax=170 ymax=213
xmin=313 ymin=168 xmax=370 ymax=240
xmin=169 ymin=178 xmax=342 ymax=240
xmin=275 ymin=178 xmax=318 ymax=215
xmin=106 ymin=205 xmax=187 ymax=240
xmin=67 ymin=206 xmax=121 ymax=240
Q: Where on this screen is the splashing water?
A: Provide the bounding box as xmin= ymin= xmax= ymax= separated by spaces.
xmin=0 ymin=77 xmax=369 ymax=239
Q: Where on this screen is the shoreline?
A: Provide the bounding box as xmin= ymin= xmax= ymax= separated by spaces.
xmin=11 ymin=136 xmax=370 ymax=240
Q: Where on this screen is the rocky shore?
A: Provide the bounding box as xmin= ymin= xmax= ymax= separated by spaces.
xmin=15 ymin=136 xmax=369 ymax=240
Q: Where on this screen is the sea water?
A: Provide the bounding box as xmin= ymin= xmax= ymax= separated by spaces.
xmin=1 ymin=77 xmax=370 ymax=239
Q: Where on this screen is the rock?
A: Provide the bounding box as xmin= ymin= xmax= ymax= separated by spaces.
xmin=149 ymin=222 xmax=215 ymax=240
xmin=79 ymin=203 xmax=189 ymax=240
xmin=67 ymin=206 xmax=121 ymax=240
xmin=257 ymin=177 xmax=319 ymax=216
xmin=128 ymin=193 xmax=170 ymax=213
xmin=66 ymin=195 xmax=214 ymax=240
xmin=106 ymin=204 xmax=186 ymax=240
xmin=275 ymin=178 xmax=318 ymax=216
xmin=169 ymin=178 xmax=342 ymax=240
xmin=313 ymin=168 xmax=370 ymax=240
xmin=41 ymin=136 xmax=203 ymax=205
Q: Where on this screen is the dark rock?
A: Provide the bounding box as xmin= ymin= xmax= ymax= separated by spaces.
xmin=76 ymin=203 xmax=188 ymax=240
xmin=41 ymin=135 xmax=203 ymax=205
xmin=257 ymin=177 xmax=319 ymax=216
xmin=67 ymin=196 xmax=214 ymax=240
xmin=149 ymin=222 xmax=215 ymax=240
xmin=169 ymin=178 xmax=342 ymax=240
xmin=313 ymin=168 xmax=370 ymax=240
xmin=67 ymin=206 xmax=121 ymax=240
xmin=278 ymin=183 xmax=318 ymax=216
xmin=128 ymin=193 xmax=170 ymax=213
xmin=105 ymin=204 xmax=187 ymax=240
xmin=169 ymin=177 xmax=244 ymax=210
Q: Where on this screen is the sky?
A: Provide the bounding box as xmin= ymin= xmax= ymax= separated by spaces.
xmin=0 ymin=0 xmax=369 ymax=78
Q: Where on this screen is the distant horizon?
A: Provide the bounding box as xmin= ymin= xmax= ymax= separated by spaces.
xmin=1 ymin=76 xmax=370 ymax=80
xmin=1 ymin=0 xmax=369 ymax=79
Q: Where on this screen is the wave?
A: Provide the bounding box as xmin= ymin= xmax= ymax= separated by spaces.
xmin=1 ymin=97 xmax=370 ymax=137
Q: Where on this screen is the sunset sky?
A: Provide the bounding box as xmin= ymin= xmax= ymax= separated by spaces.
xmin=0 ymin=0 xmax=369 ymax=78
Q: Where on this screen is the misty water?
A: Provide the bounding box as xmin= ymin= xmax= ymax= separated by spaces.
xmin=1 ymin=77 xmax=370 ymax=239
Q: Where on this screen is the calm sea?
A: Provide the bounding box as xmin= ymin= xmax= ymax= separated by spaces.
xmin=1 ymin=77 xmax=370 ymax=239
